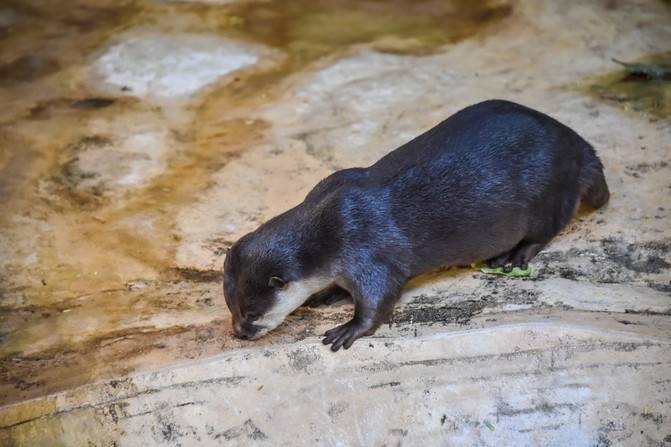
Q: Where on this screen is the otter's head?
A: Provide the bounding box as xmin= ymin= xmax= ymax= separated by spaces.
xmin=223 ymin=228 xmax=307 ymax=341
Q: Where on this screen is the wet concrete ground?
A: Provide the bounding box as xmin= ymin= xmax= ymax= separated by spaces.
xmin=1 ymin=0 xmax=670 ymax=445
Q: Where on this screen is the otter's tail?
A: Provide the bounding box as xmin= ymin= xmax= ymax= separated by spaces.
xmin=581 ymin=161 xmax=610 ymax=209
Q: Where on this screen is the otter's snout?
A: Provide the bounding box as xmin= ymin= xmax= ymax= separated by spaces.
xmin=232 ymin=321 xmax=266 ymax=340
xmin=233 ymin=322 xmax=251 ymax=340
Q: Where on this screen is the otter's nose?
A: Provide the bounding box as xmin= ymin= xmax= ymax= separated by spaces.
xmin=233 ymin=322 xmax=251 ymax=340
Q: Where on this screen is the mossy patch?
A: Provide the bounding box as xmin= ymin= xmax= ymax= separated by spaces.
xmin=575 ymin=52 xmax=671 ymax=121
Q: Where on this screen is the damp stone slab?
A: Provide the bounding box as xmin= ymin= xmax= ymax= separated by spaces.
xmin=1 ymin=323 xmax=669 ymax=446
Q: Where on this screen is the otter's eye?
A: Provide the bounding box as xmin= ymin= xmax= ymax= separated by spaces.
xmin=268 ymin=276 xmax=287 ymax=289
xmin=246 ymin=313 xmax=260 ymax=322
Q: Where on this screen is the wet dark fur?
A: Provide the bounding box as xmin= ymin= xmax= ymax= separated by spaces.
xmin=223 ymin=100 xmax=610 ymax=351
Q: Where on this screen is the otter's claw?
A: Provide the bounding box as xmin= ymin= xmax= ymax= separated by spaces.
xmin=323 ymin=319 xmax=372 ymax=352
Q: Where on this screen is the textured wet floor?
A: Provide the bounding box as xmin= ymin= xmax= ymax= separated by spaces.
xmin=1 ymin=0 xmax=670 ymax=445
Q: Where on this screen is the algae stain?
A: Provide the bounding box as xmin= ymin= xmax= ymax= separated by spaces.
xmin=183 ymin=0 xmax=511 ymax=58
xmin=576 ymin=52 xmax=671 ymax=121
xmin=50 ymin=135 xmax=113 ymax=207
xmin=28 ymin=119 xmax=269 ymax=298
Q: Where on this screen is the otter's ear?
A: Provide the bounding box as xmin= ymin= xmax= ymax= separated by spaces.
xmin=268 ymin=276 xmax=287 ymax=289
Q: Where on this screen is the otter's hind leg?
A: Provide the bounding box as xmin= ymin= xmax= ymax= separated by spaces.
xmin=488 ymin=240 xmax=549 ymax=272
xmin=488 ymin=208 xmax=574 ymax=272
xmin=581 ymin=168 xmax=610 ymax=209
xmin=302 ymin=284 xmax=351 ymax=307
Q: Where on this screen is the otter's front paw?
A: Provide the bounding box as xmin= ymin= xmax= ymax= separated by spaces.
xmin=322 ymin=318 xmax=374 ymax=352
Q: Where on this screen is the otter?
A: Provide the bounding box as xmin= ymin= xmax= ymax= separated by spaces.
xmin=223 ymin=99 xmax=610 ymax=351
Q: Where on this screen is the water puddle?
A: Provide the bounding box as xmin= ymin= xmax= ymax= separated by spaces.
xmin=177 ymin=0 xmax=511 ymax=57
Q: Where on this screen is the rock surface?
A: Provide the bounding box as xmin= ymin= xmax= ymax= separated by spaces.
xmin=0 ymin=0 xmax=669 ymax=445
